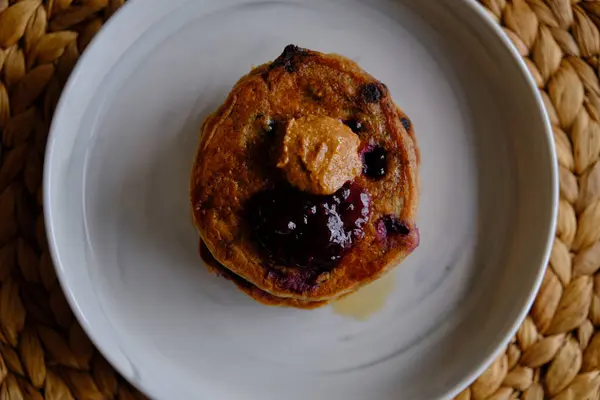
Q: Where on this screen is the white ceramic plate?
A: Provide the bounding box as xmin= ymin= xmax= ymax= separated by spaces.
xmin=44 ymin=0 xmax=557 ymax=399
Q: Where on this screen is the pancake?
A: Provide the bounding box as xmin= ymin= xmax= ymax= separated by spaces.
xmin=199 ymin=240 xmax=328 ymax=309
xmin=190 ymin=45 xmax=419 ymax=302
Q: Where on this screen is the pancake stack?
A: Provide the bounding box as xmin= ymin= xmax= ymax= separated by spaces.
xmin=190 ymin=45 xmax=419 ymax=308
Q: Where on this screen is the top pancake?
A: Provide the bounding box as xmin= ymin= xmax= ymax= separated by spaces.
xmin=190 ymin=45 xmax=419 ymax=301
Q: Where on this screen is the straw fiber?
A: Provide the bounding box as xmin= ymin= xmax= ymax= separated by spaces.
xmin=0 ymin=0 xmax=596 ymax=398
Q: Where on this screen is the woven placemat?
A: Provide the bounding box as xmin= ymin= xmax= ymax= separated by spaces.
xmin=0 ymin=0 xmax=597 ymax=399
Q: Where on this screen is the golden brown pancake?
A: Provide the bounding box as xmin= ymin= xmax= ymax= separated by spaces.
xmin=190 ymin=45 xmax=419 ymax=302
xmin=199 ymin=240 xmax=328 ymax=309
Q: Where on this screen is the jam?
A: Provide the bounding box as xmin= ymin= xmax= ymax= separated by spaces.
xmin=247 ymin=182 xmax=371 ymax=269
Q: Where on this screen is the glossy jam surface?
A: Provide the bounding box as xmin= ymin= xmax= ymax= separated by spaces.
xmin=247 ymin=183 xmax=371 ymax=269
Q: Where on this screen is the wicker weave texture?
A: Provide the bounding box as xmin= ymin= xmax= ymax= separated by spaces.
xmin=0 ymin=0 xmax=598 ymax=399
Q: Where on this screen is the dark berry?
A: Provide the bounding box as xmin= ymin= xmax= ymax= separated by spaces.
xmin=377 ymin=215 xmax=410 ymax=240
xmin=363 ymin=145 xmax=387 ymax=179
xmin=360 ymin=82 xmax=383 ymax=103
xmin=401 ymin=117 xmax=411 ymax=131
xmin=343 ymin=119 xmax=363 ymax=134
xmin=246 ymin=183 xmax=371 ymax=269
xmin=281 ymin=44 xmax=303 ymax=56
xmin=270 ymin=44 xmax=306 ymax=73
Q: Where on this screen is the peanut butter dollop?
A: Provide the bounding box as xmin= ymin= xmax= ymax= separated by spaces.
xmin=277 ymin=115 xmax=362 ymax=195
